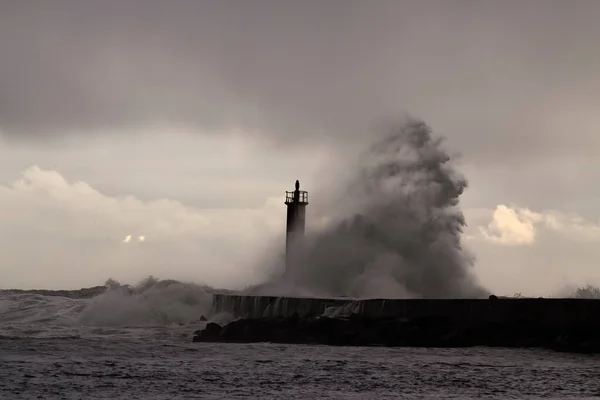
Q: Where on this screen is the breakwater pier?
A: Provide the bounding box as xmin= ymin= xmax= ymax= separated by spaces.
xmin=194 ymin=294 xmax=600 ymax=353
xmin=211 ymin=294 xmax=600 ymax=326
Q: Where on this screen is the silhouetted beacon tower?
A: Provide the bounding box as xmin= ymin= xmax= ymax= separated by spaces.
xmin=284 ymin=180 xmax=309 ymax=271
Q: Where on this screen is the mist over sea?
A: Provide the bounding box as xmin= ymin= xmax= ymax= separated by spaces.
xmin=1 ymin=279 xmax=599 ymax=399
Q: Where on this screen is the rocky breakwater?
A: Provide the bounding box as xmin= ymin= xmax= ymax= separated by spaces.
xmin=194 ymin=299 xmax=600 ymax=354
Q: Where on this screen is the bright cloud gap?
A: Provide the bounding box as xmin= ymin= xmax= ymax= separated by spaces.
xmin=122 ymin=235 xmax=146 ymax=244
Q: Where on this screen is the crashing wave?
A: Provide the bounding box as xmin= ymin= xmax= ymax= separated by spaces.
xmin=0 ymin=276 xmax=231 ymax=338
xmin=77 ymin=276 xmax=215 ymax=327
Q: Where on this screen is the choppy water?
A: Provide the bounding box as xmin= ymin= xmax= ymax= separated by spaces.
xmin=1 ymin=285 xmax=599 ymax=399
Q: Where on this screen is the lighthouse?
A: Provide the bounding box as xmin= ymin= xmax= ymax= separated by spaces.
xmin=284 ymin=180 xmax=309 ymax=271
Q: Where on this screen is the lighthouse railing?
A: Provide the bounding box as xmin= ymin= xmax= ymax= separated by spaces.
xmin=285 ymin=190 xmax=308 ymax=204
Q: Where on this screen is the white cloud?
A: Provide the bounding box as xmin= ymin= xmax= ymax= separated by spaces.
xmin=0 ymin=166 xmax=287 ymax=289
xmin=478 ymin=205 xmax=542 ymax=245
xmin=464 ymin=204 xmax=600 ymax=297
xmin=477 ymin=204 xmax=600 ymax=246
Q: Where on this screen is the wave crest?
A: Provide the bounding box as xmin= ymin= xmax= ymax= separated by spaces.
xmin=0 ymin=277 xmax=218 ymax=332
xmin=78 ymin=277 xmax=214 ymax=327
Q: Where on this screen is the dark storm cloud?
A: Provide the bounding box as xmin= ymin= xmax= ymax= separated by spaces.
xmin=1 ymin=0 xmax=600 ymax=161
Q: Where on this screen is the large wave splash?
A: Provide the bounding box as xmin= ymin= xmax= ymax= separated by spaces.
xmin=77 ymin=277 xmax=215 ymax=327
xmin=257 ymin=119 xmax=488 ymax=299
xmin=0 ymin=277 xmax=222 ymax=334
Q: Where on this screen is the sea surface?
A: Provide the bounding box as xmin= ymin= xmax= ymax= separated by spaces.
xmin=1 ymin=286 xmax=599 ymax=399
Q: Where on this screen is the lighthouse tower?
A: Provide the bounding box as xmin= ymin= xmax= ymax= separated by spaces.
xmin=284 ymin=180 xmax=309 ymax=271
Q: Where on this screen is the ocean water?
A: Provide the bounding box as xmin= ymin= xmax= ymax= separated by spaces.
xmin=1 ymin=285 xmax=599 ymax=399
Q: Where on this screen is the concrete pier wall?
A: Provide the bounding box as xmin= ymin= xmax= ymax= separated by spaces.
xmin=213 ymin=294 xmax=600 ymax=327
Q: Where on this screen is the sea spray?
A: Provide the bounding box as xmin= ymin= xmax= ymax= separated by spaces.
xmin=260 ymin=119 xmax=488 ymax=299
xmin=77 ymin=277 xmax=214 ymax=326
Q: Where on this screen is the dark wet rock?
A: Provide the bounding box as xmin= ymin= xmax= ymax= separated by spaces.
xmin=192 ymin=315 xmax=600 ymax=354
xmin=189 ymin=316 xmax=208 ymax=324
xmin=193 ymin=322 xmax=222 ymax=342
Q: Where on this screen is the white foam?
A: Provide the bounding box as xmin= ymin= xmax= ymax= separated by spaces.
xmin=0 ymin=278 xmax=215 ymax=331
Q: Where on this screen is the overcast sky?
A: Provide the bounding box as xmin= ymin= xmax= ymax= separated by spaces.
xmin=1 ymin=0 xmax=599 ymax=295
